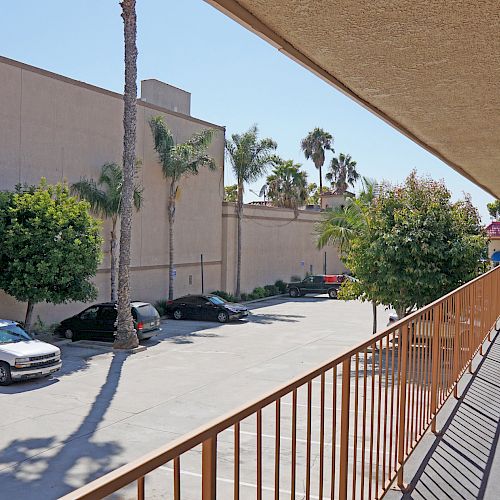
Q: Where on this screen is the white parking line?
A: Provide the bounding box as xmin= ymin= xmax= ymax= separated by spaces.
xmin=161 ymin=466 xmax=330 ymax=500
xmin=226 ymin=428 xmax=392 ymax=456
xmin=281 ymin=401 xmax=372 ymax=414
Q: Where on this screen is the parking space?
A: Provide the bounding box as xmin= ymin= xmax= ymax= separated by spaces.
xmin=0 ymin=296 xmax=391 ymax=499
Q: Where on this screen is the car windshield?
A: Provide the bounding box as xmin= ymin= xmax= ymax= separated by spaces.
xmin=208 ymin=296 xmax=226 ymax=306
xmin=0 ymin=324 xmax=34 ymax=344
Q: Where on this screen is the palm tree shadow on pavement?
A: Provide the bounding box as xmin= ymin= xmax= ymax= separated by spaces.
xmin=0 ymin=352 xmax=129 ymax=499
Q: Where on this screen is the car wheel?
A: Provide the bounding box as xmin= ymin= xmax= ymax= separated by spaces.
xmin=289 ymin=288 xmax=300 ymax=298
xmin=0 ymin=362 xmax=12 ymax=386
xmin=173 ymin=309 xmax=183 ymax=320
xmin=64 ymin=329 xmax=76 ymax=341
xmin=217 ymin=311 xmax=229 ymax=323
xmin=328 ymin=288 xmax=338 ymax=299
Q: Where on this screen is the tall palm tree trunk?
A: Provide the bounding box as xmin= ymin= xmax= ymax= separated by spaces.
xmin=168 ymin=180 xmax=176 ymax=300
xmin=235 ymin=182 xmax=243 ymax=299
xmin=372 ymin=300 xmax=377 ymax=334
xmin=110 ymin=216 xmax=118 ymax=302
xmin=318 ymin=163 xmax=323 ymax=193
xmin=115 ymin=0 xmax=138 ymax=349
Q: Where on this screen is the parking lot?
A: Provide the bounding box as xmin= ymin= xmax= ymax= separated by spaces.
xmin=0 ymin=296 xmax=391 ymax=499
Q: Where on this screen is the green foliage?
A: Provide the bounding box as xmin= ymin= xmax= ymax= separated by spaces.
xmin=274 ymin=280 xmax=287 ymax=293
xmin=266 ymin=159 xmax=308 ymax=209
xmin=325 ymin=153 xmax=359 ymax=194
xmin=264 ymin=284 xmax=279 ymax=296
xmin=211 ymin=290 xmax=238 ymax=302
xmin=343 ymin=172 xmax=487 ymax=317
xmin=224 ymin=184 xmax=238 ymax=202
xmin=225 ymin=125 xmax=278 ymax=188
xmin=154 ymin=299 xmax=169 ymax=317
xmin=212 ymin=281 xmax=286 ymax=303
xmin=300 ymin=128 xmax=333 ymax=171
xmin=149 ymin=117 xmax=217 ymax=182
xmin=290 ymin=275 xmax=302 ymax=282
xmin=71 ymin=162 xmax=143 ymax=218
xmin=487 ymin=199 xmax=500 ymax=220
xmin=0 ymin=180 xmax=102 ymax=307
xmin=32 ymin=316 xmax=59 ymax=335
xmin=250 ymin=287 xmax=266 ymax=299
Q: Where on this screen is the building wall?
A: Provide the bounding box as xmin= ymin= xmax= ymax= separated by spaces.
xmin=0 ymin=56 xmax=225 ymax=324
xmin=221 ymin=203 xmax=346 ymax=294
xmin=0 ymin=56 xmax=345 ymax=325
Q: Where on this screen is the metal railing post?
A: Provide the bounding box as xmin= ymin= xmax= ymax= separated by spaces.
xmin=430 ymin=305 xmax=441 ymax=434
xmin=339 ymin=358 xmax=351 ymax=500
xmin=397 ymin=323 xmax=409 ymax=489
xmin=453 ymin=295 xmax=461 ymax=399
xmin=202 ymin=436 xmax=217 ymax=500
xmin=469 ymin=284 xmax=475 ymax=374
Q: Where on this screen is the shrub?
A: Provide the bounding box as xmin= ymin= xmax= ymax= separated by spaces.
xmin=32 ymin=316 xmax=58 ymax=335
xmin=252 ymin=287 xmax=266 ymax=299
xmin=264 ymin=284 xmax=278 ymax=296
xmin=155 ymin=299 xmax=169 ymax=317
xmin=274 ymin=280 xmax=287 ymax=293
xmin=240 ymin=293 xmax=248 ymax=301
xmin=211 ymin=290 xmax=238 ymax=302
xmin=290 ymin=275 xmax=302 ymax=282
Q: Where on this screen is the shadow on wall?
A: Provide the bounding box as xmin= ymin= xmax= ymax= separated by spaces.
xmin=0 ymin=352 xmax=128 ymax=499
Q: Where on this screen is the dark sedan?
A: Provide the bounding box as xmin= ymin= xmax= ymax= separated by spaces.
xmin=56 ymin=302 xmax=161 ymax=341
xmin=166 ymin=294 xmax=249 ymax=323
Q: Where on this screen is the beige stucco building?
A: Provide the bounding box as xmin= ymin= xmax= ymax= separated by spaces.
xmin=0 ymin=56 xmax=344 ymax=323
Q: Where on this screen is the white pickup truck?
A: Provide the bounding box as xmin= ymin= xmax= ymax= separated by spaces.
xmin=0 ymin=319 xmax=62 ymax=385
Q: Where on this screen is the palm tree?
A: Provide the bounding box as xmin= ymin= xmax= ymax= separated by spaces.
xmin=316 ymin=178 xmax=379 ymax=333
xmin=224 ymin=184 xmax=238 ymax=202
xmin=225 ymin=125 xmax=277 ymax=298
xmin=326 ymin=153 xmax=360 ymax=194
xmin=149 ymin=116 xmax=216 ymax=300
xmin=301 ymin=128 xmax=333 ymax=193
xmin=266 ymin=160 xmax=308 ymax=209
xmin=115 ymin=0 xmax=138 ymax=349
xmin=71 ymin=163 xmax=142 ymax=302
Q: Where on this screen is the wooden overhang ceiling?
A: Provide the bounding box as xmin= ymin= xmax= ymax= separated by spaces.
xmin=206 ymin=0 xmax=500 ymax=197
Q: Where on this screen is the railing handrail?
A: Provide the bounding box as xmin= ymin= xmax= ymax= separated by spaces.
xmin=61 ymin=266 xmax=500 ymax=499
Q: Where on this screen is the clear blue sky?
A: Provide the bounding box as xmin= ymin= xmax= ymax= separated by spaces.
xmin=1 ymin=0 xmax=495 ymax=221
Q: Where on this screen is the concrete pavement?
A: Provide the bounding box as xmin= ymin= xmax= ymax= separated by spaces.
xmin=0 ymin=296 xmax=390 ymax=499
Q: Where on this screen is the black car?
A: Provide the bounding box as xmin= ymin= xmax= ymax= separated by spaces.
xmin=166 ymin=294 xmax=249 ymax=323
xmin=56 ymin=302 xmax=161 ymax=341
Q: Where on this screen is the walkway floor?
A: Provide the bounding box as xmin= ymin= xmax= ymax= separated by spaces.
xmin=386 ymin=329 xmax=500 ymax=500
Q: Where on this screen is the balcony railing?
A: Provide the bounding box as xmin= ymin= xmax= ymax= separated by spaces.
xmin=62 ymin=267 xmax=500 ymax=500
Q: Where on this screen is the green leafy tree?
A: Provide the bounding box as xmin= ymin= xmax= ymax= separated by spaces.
xmin=149 ymin=115 xmax=216 ymax=300
xmin=116 ymin=0 xmax=139 ymax=349
xmin=487 ymin=199 xmax=500 ymax=220
xmin=0 ymin=181 xmax=102 ymax=331
xmin=224 ymin=184 xmax=238 ymax=202
xmin=326 ymin=153 xmax=360 ymax=194
xmin=71 ymin=163 xmax=142 ymax=302
xmin=316 ymin=178 xmax=380 ymax=332
xmin=266 ymin=159 xmax=308 ymax=209
xmin=345 ymin=172 xmax=487 ymax=319
xmin=225 ymin=125 xmax=277 ymax=298
xmin=301 ymin=128 xmax=333 ymax=193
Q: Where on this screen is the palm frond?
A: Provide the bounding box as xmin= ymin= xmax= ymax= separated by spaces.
xmin=71 ymin=178 xmax=110 ymax=218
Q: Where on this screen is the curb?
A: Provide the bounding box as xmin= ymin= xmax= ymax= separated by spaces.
xmin=242 ymin=293 xmax=288 ymax=305
xmin=66 ymin=340 xmax=147 ymax=353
